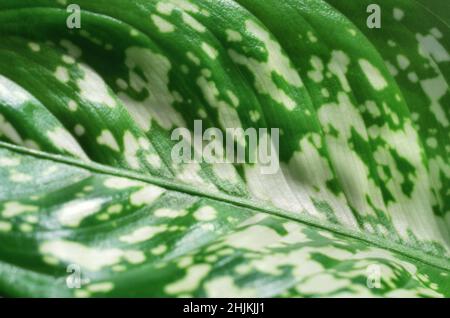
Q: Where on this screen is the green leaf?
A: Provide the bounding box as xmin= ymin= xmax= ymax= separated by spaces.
xmin=0 ymin=0 xmax=448 ymax=297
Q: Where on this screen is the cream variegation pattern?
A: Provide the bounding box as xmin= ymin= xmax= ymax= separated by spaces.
xmin=0 ymin=0 xmax=448 ymax=297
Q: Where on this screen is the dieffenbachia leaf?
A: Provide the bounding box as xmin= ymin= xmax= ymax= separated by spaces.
xmin=0 ymin=0 xmax=448 ymax=297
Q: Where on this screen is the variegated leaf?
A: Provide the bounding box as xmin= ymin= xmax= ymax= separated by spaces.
xmin=0 ymin=0 xmax=448 ymax=297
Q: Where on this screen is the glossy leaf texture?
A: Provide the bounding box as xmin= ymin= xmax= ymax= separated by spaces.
xmin=0 ymin=0 xmax=448 ymax=297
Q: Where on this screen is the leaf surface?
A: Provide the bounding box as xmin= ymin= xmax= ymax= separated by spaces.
xmin=0 ymin=0 xmax=449 ymax=297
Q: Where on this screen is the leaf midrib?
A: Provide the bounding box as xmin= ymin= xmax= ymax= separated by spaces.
xmin=1 ymin=141 xmax=449 ymax=272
